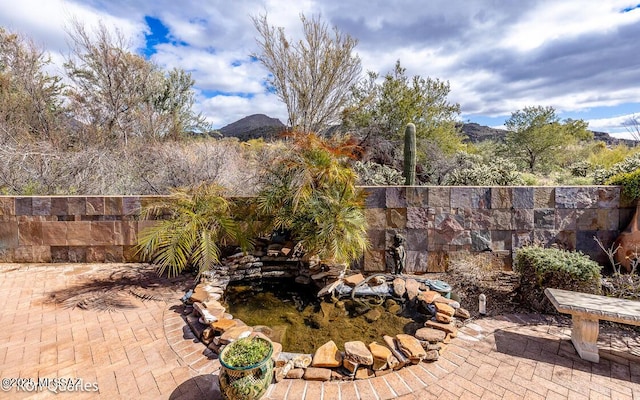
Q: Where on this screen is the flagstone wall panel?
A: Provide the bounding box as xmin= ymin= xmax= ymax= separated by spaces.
xmin=0 ymin=186 xmax=631 ymax=270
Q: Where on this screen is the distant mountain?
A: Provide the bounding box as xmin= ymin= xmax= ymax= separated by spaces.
xmin=590 ymin=130 xmax=637 ymax=147
xmin=219 ymin=114 xmax=286 ymax=141
xmin=459 ymin=123 xmax=506 ymax=143
xmin=460 ymin=122 xmax=636 ymax=147
xmin=219 ymin=115 xmax=635 ymax=147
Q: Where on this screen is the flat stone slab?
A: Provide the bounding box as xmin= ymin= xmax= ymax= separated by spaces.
xmin=344 ymin=340 xmax=374 ymax=365
xmin=303 ymin=367 xmax=332 ymax=381
xmin=414 ymin=327 xmax=446 ymax=343
xmin=545 ymin=288 xmax=640 ymax=325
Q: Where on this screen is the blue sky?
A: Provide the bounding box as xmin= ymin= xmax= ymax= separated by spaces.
xmin=1 ymin=0 xmax=640 ymax=138
xmin=142 ymin=16 xmax=170 ymax=58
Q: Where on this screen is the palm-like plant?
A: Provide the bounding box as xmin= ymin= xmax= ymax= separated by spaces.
xmin=136 ymin=183 xmax=251 ymax=277
xmin=257 ymin=132 xmax=369 ymax=266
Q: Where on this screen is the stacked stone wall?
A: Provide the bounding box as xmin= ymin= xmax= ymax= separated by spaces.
xmin=0 ymin=186 xmax=634 ymax=270
xmin=0 ymin=196 xmax=161 ymax=263
xmin=362 ymin=186 xmax=634 ymax=273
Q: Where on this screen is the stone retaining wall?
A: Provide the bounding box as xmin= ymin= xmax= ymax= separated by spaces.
xmin=362 ymin=186 xmax=635 ymax=273
xmin=0 ymin=186 xmax=634 ymax=270
xmin=0 ymin=196 xmax=159 ymax=263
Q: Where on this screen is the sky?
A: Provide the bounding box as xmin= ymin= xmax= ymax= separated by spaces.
xmin=1 ymin=0 xmax=640 ymax=138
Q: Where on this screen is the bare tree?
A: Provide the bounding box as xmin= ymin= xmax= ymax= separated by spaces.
xmin=64 ymin=20 xmax=148 ymax=145
xmin=623 ymin=114 xmax=640 ymax=142
xmin=252 ymin=13 xmax=361 ymax=133
xmin=0 ymin=27 xmax=64 ymax=144
xmin=144 ymin=67 xmax=210 ymax=141
xmin=64 ymin=20 xmax=208 ymax=146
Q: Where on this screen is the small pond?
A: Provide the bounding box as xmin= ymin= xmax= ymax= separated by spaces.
xmin=224 ymin=278 xmax=426 ymax=354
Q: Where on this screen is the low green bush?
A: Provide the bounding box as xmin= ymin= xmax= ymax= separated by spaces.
xmin=519 ymin=173 xmax=539 ymax=186
xmin=593 ymin=152 xmax=640 ymax=184
xmin=514 ymin=246 xmax=602 ymax=312
xmin=605 ymin=168 xmax=640 ymax=201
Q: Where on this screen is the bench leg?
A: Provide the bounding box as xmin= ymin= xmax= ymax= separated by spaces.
xmin=571 ymin=314 xmax=599 ymax=363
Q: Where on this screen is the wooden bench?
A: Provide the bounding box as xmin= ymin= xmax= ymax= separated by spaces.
xmin=544 ymin=288 xmax=640 ymax=363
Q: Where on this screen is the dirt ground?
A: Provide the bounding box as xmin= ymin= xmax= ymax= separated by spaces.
xmin=426 ymin=252 xmax=527 ymax=318
xmin=428 ymin=270 xmax=525 ymax=317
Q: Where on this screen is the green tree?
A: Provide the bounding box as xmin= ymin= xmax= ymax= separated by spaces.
xmin=503 ymin=106 xmax=592 ymax=173
xmin=252 ymin=13 xmax=362 ymax=133
xmin=256 ymin=132 xmax=368 ymax=266
xmin=136 ymin=183 xmax=252 ymax=277
xmin=138 ymin=67 xmax=209 ymax=141
xmin=343 ymin=60 xmax=464 ymax=154
xmin=0 ymin=27 xmax=64 ymax=143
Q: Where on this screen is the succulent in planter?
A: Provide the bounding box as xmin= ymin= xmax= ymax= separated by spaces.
xmin=218 ymin=337 xmax=274 ymax=400
xmin=221 ymin=337 xmax=272 ymax=368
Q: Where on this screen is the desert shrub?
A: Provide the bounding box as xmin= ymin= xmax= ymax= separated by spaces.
xmin=514 ymin=246 xmax=602 ymax=312
xmin=552 ymin=171 xmax=593 ymax=186
xmin=569 ymin=160 xmax=592 ymax=177
xmin=416 ymin=142 xmax=457 ymax=184
xmin=593 ymin=152 xmax=640 ymax=184
xmin=594 ymin=237 xmax=640 ymax=299
xmin=443 ymin=153 xmax=525 ymax=186
xmin=601 ymin=274 xmax=640 ymax=300
xmin=589 ymin=143 xmax=639 ymax=170
xmin=446 ymin=252 xmax=523 ymax=316
xmin=0 ymin=137 xmax=272 ymax=195
xmin=605 ymin=168 xmax=640 ymax=200
xmin=353 ymin=161 xmax=404 ymax=186
xmin=0 ymin=141 xmax=121 ymax=195
xmin=519 ymin=173 xmax=539 ymax=186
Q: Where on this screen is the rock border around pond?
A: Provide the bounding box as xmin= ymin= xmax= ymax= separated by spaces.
xmin=182 ymin=269 xmax=471 ymax=382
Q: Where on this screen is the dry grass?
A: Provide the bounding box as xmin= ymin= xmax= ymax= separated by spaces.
xmin=0 ymin=138 xmax=280 ymax=196
xmin=430 ymin=252 xmax=525 ymax=317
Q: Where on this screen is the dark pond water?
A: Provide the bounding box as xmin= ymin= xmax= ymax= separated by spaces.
xmin=223 ymin=278 xmax=425 ymax=354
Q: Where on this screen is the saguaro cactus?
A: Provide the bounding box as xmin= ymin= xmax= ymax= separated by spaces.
xmin=403 ymin=123 xmax=416 ymax=185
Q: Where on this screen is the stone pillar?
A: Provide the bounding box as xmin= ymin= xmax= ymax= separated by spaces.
xmin=571 ymin=314 xmax=600 ymax=362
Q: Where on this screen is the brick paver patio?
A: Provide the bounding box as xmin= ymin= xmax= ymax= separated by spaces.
xmin=1 ymin=263 xmax=639 ymax=399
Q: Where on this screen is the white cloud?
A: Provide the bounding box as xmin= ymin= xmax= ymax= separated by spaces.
xmin=3 ymin=0 xmax=640 ymax=131
xmin=151 ymin=44 xmax=266 ymax=94
xmin=587 ymin=112 xmax=640 ymax=137
xmin=500 ymin=1 xmax=640 ymax=51
xmin=0 ymin=0 xmax=143 ymax=52
xmin=197 ymin=92 xmax=287 ymax=129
